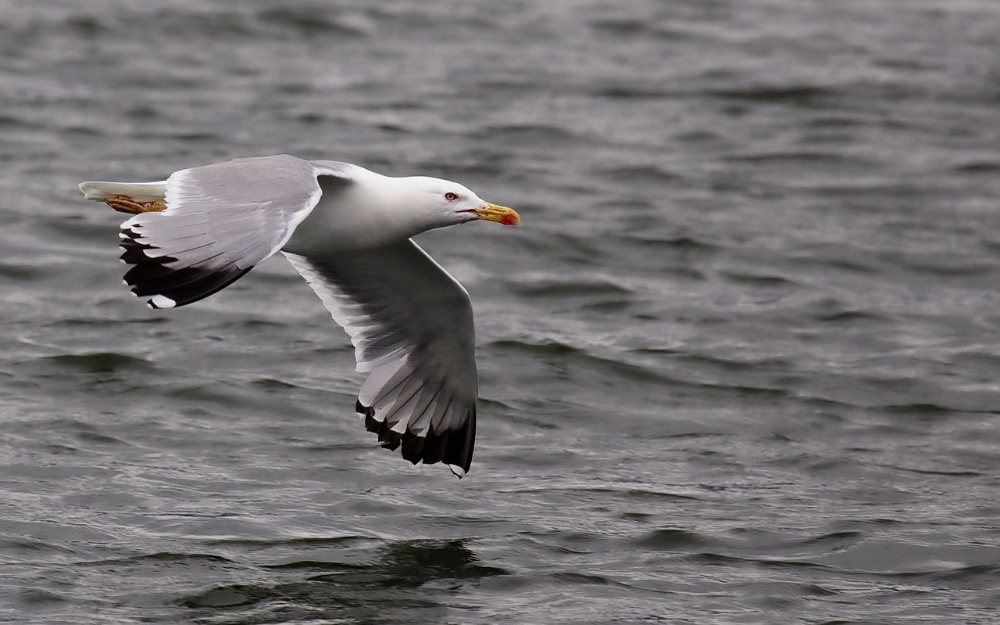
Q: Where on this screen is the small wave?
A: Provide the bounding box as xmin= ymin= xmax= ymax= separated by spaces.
xmin=800 ymin=296 xmax=887 ymax=324
xmin=251 ymin=377 xmax=301 ymax=391
xmin=724 ymin=150 xmax=853 ymax=164
xmin=265 ymin=559 xmax=363 ymax=572
xmin=472 ymin=123 xmax=581 ymax=145
xmin=813 ymin=309 xmax=885 ymax=323
xmin=613 ymin=232 xmax=718 ymax=252
xmin=18 ymin=588 xmax=68 ymax=606
xmin=550 ymin=571 xmax=618 ymax=586
xmin=62 ymin=15 xmax=104 ymax=37
xmin=802 ymin=531 xmax=864 ymax=546
xmin=634 ymin=528 xmax=710 ymax=550
xmin=589 ymin=18 xmax=651 ymax=38
xmin=0 ymin=261 xmax=48 ymax=280
xmin=683 ymin=552 xmax=829 ymax=570
xmin=0 ymin=112 xmax=26 ymax=128
xmin=589 ymin=18 xmax=693 ymax=42
xmin=491 ymin=339 xmax=678 ymax=386
xmin=43 ymin=352 xmax=155 ymax=375
xmin=180 ymin=584 xmax=258 ymax=609
xmin=704 ymin=84 xmax=835 ymax=104
xmin=506 ymin=483 xmax=700 ymax=502
xmin=880 ymin=402 xmax=956 ymax=417
xmin=590 ymin=84 xmax=674 ymax=99
xmin=505 ymin=276 xmax=631 ymax=298
xmin=595 ymin=163 xmax=682 ymax=184
xmin=81 ymin=551 xmax=236 ymax=568
xmin=719 ymin=269 xmax=798 ymax=287
xmin=931 ymin=563 xmax=1000 ymax=582
xmin=202 ymin=535 xmax=366 ymax=548
xmin=472 ymin=78 xmax=541 ymax=95
xmin=954 ymin=160 xmax=1000 ymax=173
xmin=894 ymin=257 xmax=995 ymax=277
xmin=256 ymin=8 xmax=372 ymax=38
xmin=897 ymin=466 xmax=983 ymax=477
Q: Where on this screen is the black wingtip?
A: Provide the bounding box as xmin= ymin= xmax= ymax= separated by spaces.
xmin=355 ymin=399 xmax=475 ymax=476
xmin=119 ymin=227 xmax=253 ymax=308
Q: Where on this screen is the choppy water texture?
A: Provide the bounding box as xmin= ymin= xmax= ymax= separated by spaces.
xmin=3 ymin=1 xmax=1000 ymax=623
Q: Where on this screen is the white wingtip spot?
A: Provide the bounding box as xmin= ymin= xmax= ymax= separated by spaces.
xmin=448 ymin=464 xmax=466 ymax=478
xmin=148 ymin=295 xmax=176 ymax=309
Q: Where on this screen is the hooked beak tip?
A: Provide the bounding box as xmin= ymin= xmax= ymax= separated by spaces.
xmin=475 ymin=203 xmax=520 ymax=226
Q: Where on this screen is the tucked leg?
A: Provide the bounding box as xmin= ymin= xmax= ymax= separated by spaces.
xmin=106 ymin=195 xmax=167 ymax=214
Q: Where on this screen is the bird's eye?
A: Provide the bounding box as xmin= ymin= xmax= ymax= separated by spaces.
xmin=444 ymin=192 xmax=459 ymax=201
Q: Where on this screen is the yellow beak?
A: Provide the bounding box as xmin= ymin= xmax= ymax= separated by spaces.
xmin=473 ymin=203 xmax=521 ymax=226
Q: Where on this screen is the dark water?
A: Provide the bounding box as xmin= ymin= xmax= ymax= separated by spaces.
xmin=3 ymin=1 xmax=1000 ymax=623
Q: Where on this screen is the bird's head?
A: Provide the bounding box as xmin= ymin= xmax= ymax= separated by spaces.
xmin=408 ymin=177 xmax=521 ymax=229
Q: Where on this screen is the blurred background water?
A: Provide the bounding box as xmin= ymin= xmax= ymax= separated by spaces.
xmin=2 ymin=1 xmax=1000 ymax=623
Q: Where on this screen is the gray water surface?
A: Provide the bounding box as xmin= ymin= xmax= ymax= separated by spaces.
xmin=3 ymin=1 xmax=1000 ymax=623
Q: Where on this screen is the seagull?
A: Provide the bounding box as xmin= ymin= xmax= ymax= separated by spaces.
xmin=79 ymin=154 xmax=520 ymax=477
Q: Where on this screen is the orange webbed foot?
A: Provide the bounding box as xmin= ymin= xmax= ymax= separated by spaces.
xmin=106 ymin=195 xmax=167 ymax=214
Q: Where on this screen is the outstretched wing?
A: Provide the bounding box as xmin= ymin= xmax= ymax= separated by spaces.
xmin=117 ymin=154 xmax=355 ymax=308
xmin=283 ymin=240 xmax=478 ymax=476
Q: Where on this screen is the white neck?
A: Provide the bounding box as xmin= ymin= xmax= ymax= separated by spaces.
xmin=284 ymin=167 xmax=444 ymax=256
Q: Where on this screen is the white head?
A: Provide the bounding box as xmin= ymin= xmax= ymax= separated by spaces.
xmin=402 ymin=176 xmax=521 ymax=229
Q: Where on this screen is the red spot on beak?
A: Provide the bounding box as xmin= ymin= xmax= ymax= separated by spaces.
xmin=471 ymin=203 xmax=520 ymax=225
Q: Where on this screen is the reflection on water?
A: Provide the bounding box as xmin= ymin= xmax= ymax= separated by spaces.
xmin=181 ymin=540 xmax=507 ymax=623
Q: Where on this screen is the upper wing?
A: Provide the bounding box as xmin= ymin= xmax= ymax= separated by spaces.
xmin=283 ymin=240 xmax=478 ymax=476
xmin=118 ymin=154 xmax=355 ymax=308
